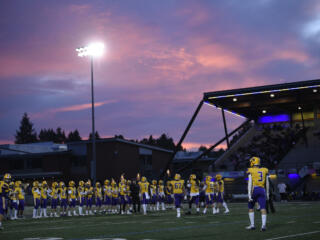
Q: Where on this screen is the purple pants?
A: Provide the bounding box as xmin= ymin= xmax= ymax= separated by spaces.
xmin=248 ymin=187 xmax=266 ymax=209
xmin=174 ymin=193 xmax=184 ymax=208
xmin=60 ymin=199 xmax=68 ymax=209
xmin=205 ymin=194 xmax=214 ymax=204
xmin=41 ymin=199 xmax=47 ymax=208
xmin=51 ymin=199 xmax=58 ymax=209
xmin=86 ymin=197 xmax=93 ymax=207
xmin=112 ymin=197 xmax=118 ymax=206
xmin=96 ymin=197 xmax=102 ymax=207
xmin=18 ymin=200 xmax=25 ymax=210
xmin=34 ymin=198 xmax=40 ymax=209
xmin=79 ymin=197 xmax=86 ymax=207
xmin=217 ymin=192 xmax=224 ymax=203
xmin=141 ymin=193 xmax=148 ymax=204
xmin=69 ymin=199 xmax=76 ymax=208
xmin=189 ymin=195 xmax=199 ymax=205
xmin=166 ymin=194 xmax=173 ymax=204
xmin=127 ymin=196 xmax=132 ymax=204
xmin=151 ymin=195 xmax=157 ymax=204
xmin=104 ymin=196 xmax=111 ymax=205
xmin=11 ymin=201 xmax=18 ymax=210
xmin=120 ymin=195 xmax=127 ymax=205
xmin=0 ymin=197 xmax=5 ymax=215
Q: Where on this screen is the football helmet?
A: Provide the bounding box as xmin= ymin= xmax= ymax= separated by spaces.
xmin=159 ymin=180 xmax=163 ymax=185
xmin=42 ymin=180 xmax=48 ymax=187
xmin=190 ymin=174 xmax=196 ymax=180
xmin=127 ymin=180 xmax=131 ymax=185
xmin=174 ymin=174 xmax=181 ymax=180
xmin=4 ymin=173 xmax=12 ymax=182
xmin=69 ymin=180 xmax=75 ymax=187
xmin=141 ymin=176 xmax=147 ymax=182
xmin=33 ymin=181 xmax=39 ymax=187
xmin=206 ymin=176 xmax=212 ymax=182
xmin=15 ymin=180 xmax=21 ymax=187
xmin=79 ymin=180 xmax=84 ymax=187
xmin=104 ymin=179 xmax=110 ymax=185
xmin=250 ymin=156 xmax=260 ymax=167
xmin=59 ymin=181 xmax=65 ymax=187
xmin=152 ymin=180 xmax=157 ymax=185
xmin=52 ymin=182 xmax=58 ymax=188
xmin=216 ymin=174 xmax=222 ymax=181
xmin=96 ymin=182 xmax=101 ymax=187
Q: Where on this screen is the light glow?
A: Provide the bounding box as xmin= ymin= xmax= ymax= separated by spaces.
xmin=76 ymin=42 xmax=105 ymax=57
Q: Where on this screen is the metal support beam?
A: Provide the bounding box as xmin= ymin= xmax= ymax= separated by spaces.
xmin=161 ymin=100 xmax=204 ymax=177
xmin=221 ymin=108 xmax=230 ymax=149
xmin=177 ymin=118 xmax=251 ymax=173
xmin=300 ymin=109 xmax=305 ymax=129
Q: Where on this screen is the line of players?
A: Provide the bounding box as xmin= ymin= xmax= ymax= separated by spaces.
xmin=0 ymin=173 xmax=229 ymax=224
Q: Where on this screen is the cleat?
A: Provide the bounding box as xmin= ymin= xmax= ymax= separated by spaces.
xmin=224 ymin=209 xmax=230 ymax=214
xmin=246 ymin=226 xmax=255 ymax=230
xmin=261 ymin=227 xmax=266 ymax=232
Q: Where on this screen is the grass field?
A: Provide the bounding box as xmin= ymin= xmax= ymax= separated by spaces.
xmin=1 ymin=202 xmax=320 ymax=240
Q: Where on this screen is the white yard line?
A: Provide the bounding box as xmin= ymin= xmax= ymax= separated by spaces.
xmin=265 ymin=231 xmax=320 ymax=240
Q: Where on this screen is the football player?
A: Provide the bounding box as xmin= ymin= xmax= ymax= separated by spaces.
xmin=40 ymin=180 xmax=49 ymax=218
xmin=171 ymin=174 xmax=185 ymax=218
xmin=15 ymin=180 xmax=26 ymax=218
xmin=203 ymin=176 xmax=215 ymax=214
xmin=215 ymin=174 xmax=230 ymax=214
xmin=138 ymin=176 xmax=150 ymax=215
xmin=186 ymin=174 xmax=200 ymax=214
xmin=150 ymin=180 xmax=158 ymax=211
xmin=165 ymin=180 xmax=173 ymax=209
xmin=68 ymin=180 xmax=78 ymax=216
xmin=103 ymin=179 xmax=112 ymax=214
xmin=77 ymin=180 xmax=86 ymax=216
xmin=50 ymin=181 xmax=59 ymax=217
xmin=8 ymin=181 xmax=17 ymax=220
xmin=158 ymin=180 xmax=166 ymax=211
xmin=119 ymin=177 xmax=128 ymax=214
xmin=126 ymin=180 xmax=133 ymax=213
xmin=95 ymin=182 xmax=103 ymax=214
xmin=0 ymin=173 xmax=11 ymax=230
xmin=59 ymin=181 xmax=68 ymax=216
xmin=246 ymin=156 xmax=269 ymax=231
xmin=111 ymin=179 xmax=119 ymax=214
xmin=32 ymin=180 xmax=41 ymax=218
xmin=85 ymin=180 xmax=94 ymax=215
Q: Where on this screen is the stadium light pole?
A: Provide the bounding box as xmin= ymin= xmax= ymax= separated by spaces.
xmin=76 ymin=42 xmax=105 ymax=183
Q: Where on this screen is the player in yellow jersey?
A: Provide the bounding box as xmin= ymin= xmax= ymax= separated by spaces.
xmin=39 ymin=180 xmax=49 ymax=218
xmin=85 ymin=180 xmax=94 ymax=215
xmin=32 ymin=180 xmax=41 ymax=218
xmin=49 ymin=182 xmax=59 ymax=217
xmin=171 ymin=173 xmax=185 ymax=218
xmin=15 ymin=180 xmax=26 ymax=219
xmin=165 ymin=180 xmax=173 ymax=209
xmin=103 ymin=179 xmax=112 ymax=214
xmin=158 ymin=180 xmax=166 ymax=211
xmin=246 ymin=157 xmax=269 ymax=231
xmin=59 ymin=181 xmax=68 ymax=216
xmin=203 ymin=176 xmax=215 ymax=214
xmin=215 ymin=174 xmax=230 ymax=214
xmin=77 ymin=180 xmax=86 ymax=216
xmin=68 ymin=181 xmax=78 ymax=216
xmin=95 ymin=182 xmax=103 ymax=214
xmin=126 ymin=180 xmax=133 ymax=213
xmin=8 ymin=181 xmax=17 ymax=220
xmin=138 ymin=176 xmax=150 ymax=215
xmin=187 ymin=174 xmax=200 ymax=214
xmin=111 ymin=179 xmax=119 ymax=214
xmin=119 ymin=178 xmax=128 ymax=214
xmin=150 ymin=180 xmax=158 ymax=211
xmin=0 ymin=173 xmax=11 ymax=230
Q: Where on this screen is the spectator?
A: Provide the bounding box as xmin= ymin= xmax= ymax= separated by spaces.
xmin=277 ymin=182 xmax=287 ymax=202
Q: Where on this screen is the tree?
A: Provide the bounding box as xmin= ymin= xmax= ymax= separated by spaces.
xmin=89 ymin=131 xmax=101 ymax=140
xmin=39 ymin=128 xmax=56 ymax=142
xmin=114 ymin=134 xmax=124 ymax=139
xmin=66 ymin=129 xmax=82 ymax=142
xmin=198 ymin=145 xmax=208 ymax=152
xmin=56 ymin=127 xmax=66 ymax=143
xmin=15 ymin=113 xmax=38 ymax=144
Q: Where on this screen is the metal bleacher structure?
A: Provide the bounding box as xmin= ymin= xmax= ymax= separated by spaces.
xmin=163 ymin=79 xmax=320 ymax=198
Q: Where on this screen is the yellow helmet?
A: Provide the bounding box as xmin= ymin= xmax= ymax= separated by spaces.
xmin=206 ymin=176 xmax=212 ymax=182
xmin=127 ymin=180 xmax=131 ymax=185
xmin=86 ymin=180 xmax=91 ymax=186
xmin=104 ymin=179 xmax=110 ymax=185
xmin=52 ymin=182 xmax=57 ymax=188
xmin=33 ymin=181 xmax=39 ymax=187
xmin=69 ymin=181 xmax=75 ymax=187
xmin=15 ymin=180 xmax=21 ymax=187
xmin=141 ymin=176 xmax=147 ymax=182
xmin=159 ymin=180 xmax=164 ymax=185
xmin=250 ymin=156 xmax=260 ymax=167
xmin=4 ymin=173 xmax=12 ymax=182
xmin=174 ymin=174 xmax=181 ymax=180
xmin=215 ymin=174 xmax=222 ymax=181
xmin=9 ymin=181 xmax=14 ymax=188
xmin=42 ymin=180 xmax=47 ymax=186
xmin=152 ymin=180 xmax=157 ymax=185
xmin=95 ymin=182 xmax=101 ymax=187
xmin=79 ymin=180 xmax=84 ymax=187
xmin=59 ymin=181 xmax=65 ymax=187
xmin=190 ymin=174 xmax=196 ymax=180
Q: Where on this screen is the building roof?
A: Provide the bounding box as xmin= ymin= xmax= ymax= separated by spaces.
xmin=67 ymin=137 xmax=173 ymax=154
xmin=203 ymin=79 xmax=320 ymax=120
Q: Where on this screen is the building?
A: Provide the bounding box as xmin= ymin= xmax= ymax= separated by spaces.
xmin=0 ymin=138 xmax=173 ymax=181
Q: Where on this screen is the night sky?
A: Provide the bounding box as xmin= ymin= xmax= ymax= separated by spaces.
xmin=1 ymin=0 xmax=320 ymax=150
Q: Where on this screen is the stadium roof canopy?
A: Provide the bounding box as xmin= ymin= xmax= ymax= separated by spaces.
xmin=203 ymin=79 xmax=320 ymax=120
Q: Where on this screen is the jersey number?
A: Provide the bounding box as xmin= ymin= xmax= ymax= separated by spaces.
xmin=175 ymin=183 xmax=181 ymax=189
xmin=258 ymin=171 xmax=263 ymax=182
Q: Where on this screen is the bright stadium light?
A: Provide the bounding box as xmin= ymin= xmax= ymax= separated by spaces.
xmin=76 ymin=41 xmax=105 ymax=183
xmin=76 ymin=42 xmax=105 ymax=57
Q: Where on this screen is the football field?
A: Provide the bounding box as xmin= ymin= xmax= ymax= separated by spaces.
xmin=1 ymin=202 xmax=320 ymax=240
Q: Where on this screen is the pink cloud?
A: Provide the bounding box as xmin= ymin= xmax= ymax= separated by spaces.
xmin=182 ymin=141 xmax=227 ymax=151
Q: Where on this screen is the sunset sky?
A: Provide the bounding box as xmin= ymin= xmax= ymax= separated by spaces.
xmin=1 ymin=0 xmax=320 ymax=150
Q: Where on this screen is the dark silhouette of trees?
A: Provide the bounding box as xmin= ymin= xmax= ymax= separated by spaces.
xmin=89 ymin=131 xmax=101 ymax=140
xmin=139 ymin=134 xmax=183 ymax=151
xmin=38 ymin=127 xmax=66 ymax=143
xmin=15 ymin=113 xmax=38 ymax=144
xmin=66 ymin=129 xmax=82 ymax=142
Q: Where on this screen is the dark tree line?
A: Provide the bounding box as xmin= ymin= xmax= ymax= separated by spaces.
xmin=14 ymin=113 xmax=185 ymax=151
